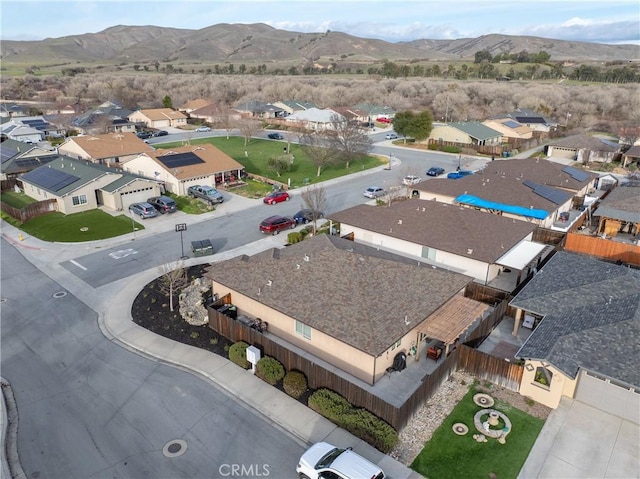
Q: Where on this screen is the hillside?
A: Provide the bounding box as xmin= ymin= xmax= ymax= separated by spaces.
xmin=1 ymin=23 xmax=637 ymax=68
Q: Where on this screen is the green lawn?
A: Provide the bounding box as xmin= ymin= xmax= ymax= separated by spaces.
xmin=17 ymin=210 xmax=145 ymax=242
xmin=0 ymin=190 xmax=37 ymax=208
xmin=411 ymin=387 xmax=545 ymax=479
xmin=156 ymin=136 xmax=385 ymax=188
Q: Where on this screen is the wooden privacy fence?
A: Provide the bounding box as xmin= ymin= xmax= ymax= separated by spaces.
xmin=532 ymin=227 xmax=566 ymax=246
xmin=564 ymin=232 xmax=640 ymax=266
xmin=0 ymin=199 xmax=57 ymax=223
xmin=457 ymin=345 xmax=523 ymax=392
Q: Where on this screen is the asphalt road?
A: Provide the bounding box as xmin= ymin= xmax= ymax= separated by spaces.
xmin=1 ymin=238 xmax=304 ymax=478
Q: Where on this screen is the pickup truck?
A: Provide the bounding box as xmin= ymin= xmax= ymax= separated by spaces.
xmin=187 ymin=185 xmax=224 ymax=205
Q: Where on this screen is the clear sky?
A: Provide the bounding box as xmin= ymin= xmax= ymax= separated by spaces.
xmin=1 ymin=0 xmax=639 ymax=45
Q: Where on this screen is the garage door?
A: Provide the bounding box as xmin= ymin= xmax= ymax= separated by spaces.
xmin=574 ymin=370 xmax=640 ymax=423
xmin=120 ymin=188 xmax=155 ymax=210
xmin=549 ymin=146 xmax=576 ymax=159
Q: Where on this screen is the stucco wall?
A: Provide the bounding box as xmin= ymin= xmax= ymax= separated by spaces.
xmin=430 ymin=126 xmax=472 ymax=144
xmin=519 ymin=360 xmax=577 ymax=409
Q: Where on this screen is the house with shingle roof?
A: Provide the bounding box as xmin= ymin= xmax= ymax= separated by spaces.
xmin=482 ymin=118 xmax=533 ymax=143
xmin=128 ymin=108 xmax=188 ymax=129
xmin=621 ymin=145 xmax=640 ymax=169
xmin=329 ymin=199 xmax=549 ymax=290
xmin=272 ymin=100 xmax=318 ymax=115
xmin=592 ymin=184 xmax=640 ymax=239
xmin=413 ymin=158 xmax=597 ymax=228
xmin=205 ymin=234 xmax=486 ymax=385
xmin=233 ymin=100 xmax=285 ymax=119
xmin=285 ymin=108 xmax=345 ymax=131
xmin=429 ymin=121 xmax=502 ymax=146
xmin=354 ymin=103 xmax=396 ymax=120
xmin=178 ymin=99 xmax=213 ymax=114
xmin=123 ymin=144 xmax=244 ymax=196
xmin=495 ymin=108 xmax=557 ymax=134
xmin=509 ymin=251 xmax=640 ymax=418
xmin=57 ymin=132 xmax=156 ymax=167
xmin=71 ymin=101 xmax=135 ymax=135
xmin=188 ymin=103 xmax=241 ymax=125
xmin=0 ymin=120 xmax=44 ymax=144
xmin=547 ymin=134 xmax=621 ymax=164
xmin=19 ymin=156 xmax=161 ymax=214
xmin=1 ymin=139 xmax=58 ymax=181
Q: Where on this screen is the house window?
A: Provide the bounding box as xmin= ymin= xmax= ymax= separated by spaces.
xmin=391 ymin=339 xmax=401 ymax=350
xmin=534 ymin=367 xmax=552 ymax=388
xmin=72 ymin=194 xmax=88 ymax=206
xmin=295 ymin=320 xmax=311 ymax=340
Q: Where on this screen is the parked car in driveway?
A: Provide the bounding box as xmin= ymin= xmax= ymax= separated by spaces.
xmin=267 ymin=132 xmax=284 ymax=140
xmin=263 ymin=190 xmax=290 ymax=204
xmin=296 ymin=442 xmax=385 ymax=479
xmin=187 ymin=185 xmax=224 ymax=204
xmin=293 ymin=209 xmax=324 ymax=224
xmin=377 ymin=117 xmax=391 ymax=124
xmin=195 ymin=126 xmax=211 ymax=132
xmin=447 ymin=170 xmax=474 ymax=179
xmin=426 ymin=167 xmax=445 ymax=177
xmin=363 ymin=186 xmax=386 ymax=198
xmin=385 ymin=133 xmax=398 ymax=140
xmin=128 ymin=202 xmax=158 ymax=219
xmin=259 ymin=215 xmax=296 ymax=235
xmin=147 ymin=195 xmax=177 ymax=213
xmin=402 ymin=175 xmax=421 ymax=185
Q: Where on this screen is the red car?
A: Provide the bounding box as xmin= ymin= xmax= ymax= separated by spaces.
xmin=263 ymin=190 xmax=290 ymax=204
xmin=259 ymin=215 xmax=296 ymax=235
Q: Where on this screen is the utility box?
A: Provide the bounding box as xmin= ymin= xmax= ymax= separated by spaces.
xmin=191 ymin=239 xmax=213 ymax=257
xmin=246 ymin=345 xmax=261 ymax=374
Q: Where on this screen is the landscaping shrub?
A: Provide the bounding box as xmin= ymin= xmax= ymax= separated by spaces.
xmin=255 ymin=356 xmax=285 ymax=385
xmin=308 ymin=389 xmax=398 ymax=453
xmin=287 ymin=232 xmax=303 ymax=244
xmin=283 ymin=370 xmax=308 ymax=398
xmin=228 ymin=341 xmax=250 ymax=369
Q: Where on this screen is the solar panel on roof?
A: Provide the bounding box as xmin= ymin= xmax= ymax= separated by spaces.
xmin=503 ymin=120 xmax=521 ymax=129
xmin=561 ymin=166 xmax=590 ymax=182
xmin=516 ymin=117 xmax=545 ymax=124
xmin=22 ymin=119 xmax=49 ymax=131
xmin=23 ymin=167 xmax=79 ymax=192
xmin=157 ymin=152 xmax=204 ymax=169
xmin=1 ymin=147 xmax=18 ymax=163
xmin=523 ymin=180 xmax=570 ymax=205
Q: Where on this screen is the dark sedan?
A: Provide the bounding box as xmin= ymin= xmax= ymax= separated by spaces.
xmin=293 ymin=209 xmax=324 ymax=224
xmin=426 ymin=167 xmax=445 ymax=177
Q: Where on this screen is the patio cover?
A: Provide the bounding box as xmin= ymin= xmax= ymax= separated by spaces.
xmin=416 ymin=296 xmax=490 ymax=345
xmin=495 ymin=241 xmax=548 ymax=271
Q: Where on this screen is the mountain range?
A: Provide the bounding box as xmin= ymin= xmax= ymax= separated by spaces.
xmin=1 ymin=23 xmax=638 ymax=67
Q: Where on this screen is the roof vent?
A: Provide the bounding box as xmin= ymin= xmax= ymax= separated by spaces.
xmin=398 ymin=219 xmax=402 ymax=225
xmin=303 ymin=254 xmax=310 ymax=262
xmin=257 ymin=288 xmax=261 ymax=296
xmin=296 ymin=264 xmax=301 ymax=270
xmin=267 ymin=280 xmax=272 ymax=287
xmin=467 ymin=248 xmax=473 ymax=255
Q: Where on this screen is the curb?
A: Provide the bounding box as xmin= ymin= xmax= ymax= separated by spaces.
xmin=1 ymin=377 xmax=27 ymax=479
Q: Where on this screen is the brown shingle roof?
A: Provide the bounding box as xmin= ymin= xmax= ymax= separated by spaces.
xmin=137 ymin=108 xmax=187 ymax=121
xmin=551 ymin=134 xmax=619 ymax=151
xmin=205 ymin=235 xmax=472 ymax=356
xmin=415 ymin=158 xmax=596 ymax=211
xmin=62 ymin=132 xmax=155 ymax=159
xmin=149 ymin=144 xmax=243 ymax=179
xmin=329 ymin=200 xmax=538 ymax=263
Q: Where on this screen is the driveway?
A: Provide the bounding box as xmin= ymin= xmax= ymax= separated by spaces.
xmin=519 ymin=397 xmax=639 ymax=478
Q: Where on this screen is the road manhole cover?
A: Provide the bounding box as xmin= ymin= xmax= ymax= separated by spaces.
xmin=0 ymin=298 xmax=7 ymax=303
xmin=162 ymin=439 xmax=187 ymax=458
xmin=52 ymin=291 xmax=67 ymax=299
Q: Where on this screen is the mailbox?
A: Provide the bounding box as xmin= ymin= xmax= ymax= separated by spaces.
xmin=246 ymin=345 xmax=261 ymax=374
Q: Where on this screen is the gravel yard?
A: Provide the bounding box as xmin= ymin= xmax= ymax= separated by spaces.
xmin=390 ymin=371 xmax=552 ymax=465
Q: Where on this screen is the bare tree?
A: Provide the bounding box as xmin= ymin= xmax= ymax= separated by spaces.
xmin=267 ymin=155 xmax=290 ymax=177
xmin=237 ymin=118 xmax=261 ymax=147
xmin=300 ymin=184 xmax=327 ymax=234
xmin=157 ymin=261 xmax=189 ymax=312
xmin=327 ymin=114 xmax=373 ymax=168
xmin=299 ymin=131 xmax=339 ymax=177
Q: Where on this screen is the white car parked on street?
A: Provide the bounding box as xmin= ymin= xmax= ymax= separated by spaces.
xmin=296 ymin=442 xmax=385 ymax=479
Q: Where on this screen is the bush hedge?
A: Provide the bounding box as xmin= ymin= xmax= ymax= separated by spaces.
xmin=287 ymin=232 xmax=303 ymax=244
xmin=283 ymin=370 xmax=308 ymax=399
xmin=428 ymin=144 xmax=462 ymax=154
xmin=228 ymin=341 xmax=251 ymax=369
xmin=308 ymin=389 xmax=398 ymax=453
xmin=255 ymin=356 xmax=285 ymax=385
